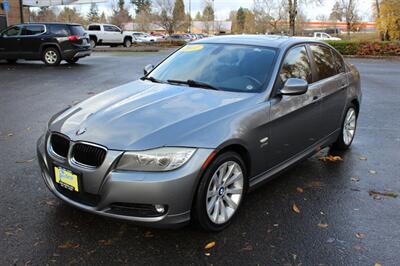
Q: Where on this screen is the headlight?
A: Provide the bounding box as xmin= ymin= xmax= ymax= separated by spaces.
xmin=116 ymin=147 xmax=196 ymax=172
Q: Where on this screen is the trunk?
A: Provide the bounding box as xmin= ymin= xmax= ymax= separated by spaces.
xmin=347 ymin=21 xmax=351 ymax=39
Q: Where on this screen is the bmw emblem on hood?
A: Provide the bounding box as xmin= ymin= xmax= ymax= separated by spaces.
xmin=76 ymin=127 xmax=87 ymax=136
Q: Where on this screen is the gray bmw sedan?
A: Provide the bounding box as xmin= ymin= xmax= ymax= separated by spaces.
xmin=37 ymin=35 xmax=361 ymax=231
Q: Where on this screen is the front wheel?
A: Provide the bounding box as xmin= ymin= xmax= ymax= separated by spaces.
xmin=124 ymin=38 xmax=132 ymax=48
xmin=42 ymin=47 xmax=61 ymax=66
xmin=332 ymin=105 xmax=358 ymax=150
xmin=193 ymin=151 xmax=247 ymax=232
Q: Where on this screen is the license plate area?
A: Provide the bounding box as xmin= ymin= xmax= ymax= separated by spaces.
xmin=54 ymin=166 xmax=80 ymax=192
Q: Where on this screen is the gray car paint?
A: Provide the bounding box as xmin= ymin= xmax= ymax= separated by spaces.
xmin=37 ymin=35 xmax=361 ymax=226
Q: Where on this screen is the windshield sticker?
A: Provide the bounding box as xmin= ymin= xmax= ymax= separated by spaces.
xmin=181 ymin=45 xmax=204 ymax=52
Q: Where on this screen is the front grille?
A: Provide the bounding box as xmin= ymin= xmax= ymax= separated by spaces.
xmin=107 ymin=203 xmax=167 ymax=217
xmin=50 ymin=134 xmax=70 ymax=158
xmin=72 ymin=143 xmax=106 ymax=167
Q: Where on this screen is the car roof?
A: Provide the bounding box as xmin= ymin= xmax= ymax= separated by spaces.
xmin=21 ymin=22 xmax=82 ymax=26
xmin=194 ymin=34 xmax=324 ymax=49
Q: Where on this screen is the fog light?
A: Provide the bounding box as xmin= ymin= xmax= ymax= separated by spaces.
xmin=155 ymin=204 xmax=165 ymax=214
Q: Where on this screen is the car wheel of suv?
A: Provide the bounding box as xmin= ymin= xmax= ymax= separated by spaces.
xmin=193 ymin=151 xmax=247 ymax=232
xmin=6 ymin=59 xmax=17 ymax=64
xmin=332 ymin=104 xmax=358 ymax=150
xmin=66 ymin=58 xmax=79 ymax=64
xmin=90 ymin=39 xmax=96 ymax=49
xmin=124 ymin=38 xmax=132 ymax=48
xmin=42 ymin=47 xmax=61 ymax=66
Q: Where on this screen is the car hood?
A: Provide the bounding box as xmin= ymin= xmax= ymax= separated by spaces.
xmin=49 ymin=80 xmax=255 ymax=150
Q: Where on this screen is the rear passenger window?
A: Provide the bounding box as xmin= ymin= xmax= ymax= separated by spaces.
xmin=310 ymin=45 xmax=337 ymax=81
xmin=22 ymin=25 xmax=45 ymax=36
xmin=88 ymin=25 xmax=100 ymax=31
xmin=49 ymin=24 xmax=69 ymax=36
xmin=332 ymin=50 xmax=345 ymax=73
xmin=280 ymin=46 xmax=312 ymax=83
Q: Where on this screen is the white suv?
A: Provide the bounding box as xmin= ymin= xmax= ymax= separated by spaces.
xmin=87 ymin=24 xmax=133 ymax=48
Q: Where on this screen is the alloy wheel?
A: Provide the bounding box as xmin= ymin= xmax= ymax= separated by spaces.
xmin=343 ymin=107 xmax=357 ymax=145
xmin=206 ymin=161 xmax=244 ymax=225
xmin=45 ymin=50 xmax=58 ymax=64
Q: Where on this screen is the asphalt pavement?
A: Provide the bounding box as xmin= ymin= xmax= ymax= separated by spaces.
xmin=0 ymin=53 xmax=399 ymax=265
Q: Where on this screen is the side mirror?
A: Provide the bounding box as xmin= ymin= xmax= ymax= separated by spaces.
xmin=280 ymin=78 xmax=308 ymax=96
xmin=143 ymin=64 xmax=154 ymax=75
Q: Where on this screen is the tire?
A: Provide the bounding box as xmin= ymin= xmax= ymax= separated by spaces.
xmin=42 ymin=47 xmax=61 ymax=66
xmin=193 ymin=151 xmax=248 ymax=232
xmin=332 ymin=104 xmax=358 ymax=150
xmin=6 ymin=59 xmax=17 ymax=64
xmin=124 ymin=38 xmax=132 ymax=48
xmin=90 ymin=39 xmax=96 ymax=49
xmin=66 ymin=58 xmax=79 ymax=64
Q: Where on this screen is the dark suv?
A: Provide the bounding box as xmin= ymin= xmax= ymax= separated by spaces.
xmin=0 ymin=23 xmax=91 ymax=66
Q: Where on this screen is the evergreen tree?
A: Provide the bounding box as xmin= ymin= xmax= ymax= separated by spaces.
xmin=130 ymin=0 xmax=151 ymax=15
xmin=173 ymin=0 xmax=185 ymax=22
xmin=236 ymin=7 xmax=246 ymax=33
xmin=87 ymin=3 xmax=100 ymax=23
xmin=195 ymin=11 xmax=202 ymax=20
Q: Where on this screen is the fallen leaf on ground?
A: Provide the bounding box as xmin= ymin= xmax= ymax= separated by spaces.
xmin=355 ymin=233 xmax=366 ymax=239
xmin=98 ymin=239 xmax=112 ymax=246
xmin=58 ymin=241 xmax=80 ymax=249
xmin=7 ymin=133 xmax=13 ymax=137
xmin=369 ymin=170 xmax=377 ymax=175
xmin=318 ymin=155 xmax=343 ymax=162
xmin=296 ymin=187 xmax=304 ymax=193
xmin=351 ymin=176 xmax=360 ymax=182
xmin=240 ymin=244 xmax=253 ymax=251
xmin=16 ymin=159 xmax=34 ymax=164
xmin=374 ymin=263 xmax=382 ymax=266
xmin=305 ymin=181 xmax=325 ymax=189
xmin=205 ymin=241 xmax=216 ymax=250
xmin=369 ymin=190 xmax=398 ymax=198
xmin=144 ymin=231 xmax=154 ymax=238
xmin=353 ymin=244 xmax=365 ymax=251
xmin=204 ymin=253 xmax=211 ymax=256
xmin=318 ymin=223 xmax=329 ymax=228
xmin=359 ymin=156 xmax=368 ymax=161
xmin=292 ymin=203 xmax=300 ymax=214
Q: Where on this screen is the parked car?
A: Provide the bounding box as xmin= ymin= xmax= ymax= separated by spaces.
xmin=166 ymin=34 xmax=191 ymax=42
xmin=0 ymin=23 xmax=91 ymax=66
xmin=312 ymin=32 xmax=341 ymax=41
xmin=128 ymin=32 xmax=159 ymax=43
xmin=37 ymin=35 xmax=361 ymax=231
xmin=87 ymin=23 xmax=133 ymax=48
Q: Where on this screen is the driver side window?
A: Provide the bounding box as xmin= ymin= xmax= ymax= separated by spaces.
xmin=280 ymin=46 xmax=312 ymax=84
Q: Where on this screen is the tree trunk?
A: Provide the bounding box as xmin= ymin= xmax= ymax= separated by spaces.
xmin=288 ymin=0 xmax=297 ymax=36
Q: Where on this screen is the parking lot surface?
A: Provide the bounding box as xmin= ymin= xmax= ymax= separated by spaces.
xmin=1 ymin=53 xmax=399 ymax=265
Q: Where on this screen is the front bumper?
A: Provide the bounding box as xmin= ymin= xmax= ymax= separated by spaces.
xmin=37 ymin=134 xmax=213 ymax=227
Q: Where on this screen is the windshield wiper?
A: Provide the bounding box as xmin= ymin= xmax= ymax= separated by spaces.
xmin=141 ymin=76 xmax=164 ymax=84
xmin=167 ymin=79 xmax=219 ymax=91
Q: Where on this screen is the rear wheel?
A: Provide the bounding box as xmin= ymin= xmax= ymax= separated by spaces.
xmin=66 ymin=58 xmax=79 ymax=64
xmin=6 ymin=59 xmax=17 ymax=64
xmin=193 ymin=151 xmax=247 ymax=232
xmin=42 ymin=47 xmax=61 ymax=66
xmin=332 ymin=105 xmax=358 ymax=150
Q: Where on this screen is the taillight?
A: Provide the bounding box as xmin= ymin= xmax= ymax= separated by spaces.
xmin=68 ymin=35 xmax=80 ymax=41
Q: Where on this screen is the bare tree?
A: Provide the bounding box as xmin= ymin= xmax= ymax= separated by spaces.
xmin=253 ymin=0 xmax=287 ymax=34
xmin=287 ymin=0 xmax=322 ymax=36
xmin=340 ymin=0 xmax=359 ymax=38
xmin=154 ymin=0 xmax=181 ymax=35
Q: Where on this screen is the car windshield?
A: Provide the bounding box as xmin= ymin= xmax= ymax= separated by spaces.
xmin=148 ymin=43 xmax=276 ymax=92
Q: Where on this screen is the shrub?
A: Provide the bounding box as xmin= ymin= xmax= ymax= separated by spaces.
xmin=326 ymin=40 xmax=400 ymax=56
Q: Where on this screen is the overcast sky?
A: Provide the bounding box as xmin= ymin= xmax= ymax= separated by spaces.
xmin=71 ymin=0 xmax=373 ymax=21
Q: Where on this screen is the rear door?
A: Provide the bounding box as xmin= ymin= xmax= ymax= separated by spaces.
xmin=268 ymin=45 xmax=322 ymax=167
xmin=20 ymin=24 xmax=46 ymax=59
xmin=0 ymin=25 xmax=22 ymax=58
xmin=103 ymin=25 xmax=116 ymax=43
xmin=308 ymin=44 xmax=347 ymax=137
